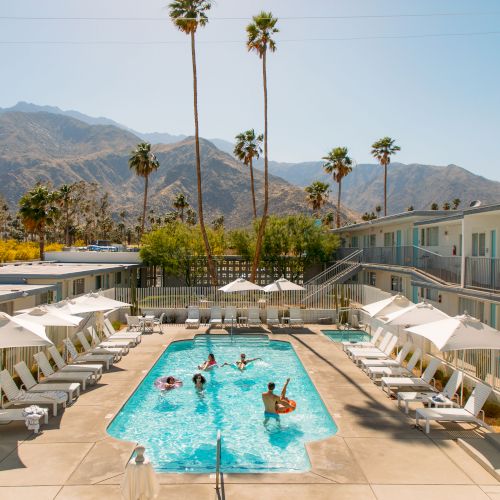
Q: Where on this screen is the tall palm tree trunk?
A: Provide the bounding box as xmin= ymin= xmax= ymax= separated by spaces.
xmin=141 ymin=175 xmax=148 ymax=238
xmin=249 ymin=157 xmax=257 ymax=218
xmin=251 ymin=51 xmax=268 ymax=283
xmin=39 ymin=230 xmax=45 ymax=261
xmin=337 ymin=179 xmax=342 ymax=228
xmin=384 ymin=162 xmax=387 ymax=216
xmin=191 ymin=31 xmax=218 ymax=285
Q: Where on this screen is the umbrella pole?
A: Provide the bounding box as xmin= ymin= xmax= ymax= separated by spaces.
xmin=460 ymin=349 xmax=464 ymax=406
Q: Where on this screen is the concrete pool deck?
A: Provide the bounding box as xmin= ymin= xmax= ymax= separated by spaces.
xmin=0 ymin=325 xmax=499 ymax=499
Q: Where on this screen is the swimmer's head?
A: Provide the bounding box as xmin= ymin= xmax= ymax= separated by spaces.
xmin=208 ymin=353 xmax=215 ymax=361
xmin=166 ymin=376 xmax=175 ymax=384
xmin=240 ymin=353 xmax=246 ymax=359
xmin=268 ymin=382 xmax=275 ymax=391
xmin=192 ymin=373 xmax=206 ymax=384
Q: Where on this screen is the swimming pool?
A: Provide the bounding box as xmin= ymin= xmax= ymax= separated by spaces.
xmin=108 ymin=335 xmax=336 ymax=473
xmin=322 ymin=329 xmax=371 ymax=343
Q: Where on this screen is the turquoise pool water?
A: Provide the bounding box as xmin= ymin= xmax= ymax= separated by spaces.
xmin=323 ymin=329 xmax=371 ymax=343
xmin=108 ymin=335 xmax=336 ymax=473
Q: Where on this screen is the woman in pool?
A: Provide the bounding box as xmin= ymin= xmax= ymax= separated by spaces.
xmin=198 ymin=353 xmax=217 ymax=371
xmin=192 ymin=373 xmax=206 ymax=390
xmin=221 ymin=353 xmax=261 ymax=371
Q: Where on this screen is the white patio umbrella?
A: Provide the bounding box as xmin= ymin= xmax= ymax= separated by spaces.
xmin=406 ymin=313 xmax=500 ymax=403
xmin=362 ymin=294 xmax=410 ymax=319
xmin=263 ymin=278 xmax=305 ymax=292
xmin=218 ymin=278 xmax=264 ymax=293
xmin=15 ymin=306 xmax=83 ymax=327
xmin=0 ymin=312 xmax=53 ymax=349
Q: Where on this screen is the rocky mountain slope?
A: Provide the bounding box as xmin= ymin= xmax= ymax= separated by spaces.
xmin=0 ymin=111 xmax=356 ymax=227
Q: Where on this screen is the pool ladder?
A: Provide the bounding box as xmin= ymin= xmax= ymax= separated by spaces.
xmin=215 ymin=430 xmax=222 ymax=492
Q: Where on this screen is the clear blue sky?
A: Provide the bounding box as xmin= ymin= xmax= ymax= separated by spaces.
xmin=1 ymin=0 xmax=499 ymax=180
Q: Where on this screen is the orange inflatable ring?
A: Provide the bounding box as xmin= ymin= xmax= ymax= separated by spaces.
xmin=276 ymin=399 xmax=297 ymax=414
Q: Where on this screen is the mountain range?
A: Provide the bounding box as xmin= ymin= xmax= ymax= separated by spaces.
xmin=0 ymin=110 xmax=356 ymax=227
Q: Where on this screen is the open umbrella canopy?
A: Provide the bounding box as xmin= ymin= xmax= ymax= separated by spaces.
xmin=218 ymin=278 xmax=264 ymax=293
xmin=0 ymin=312 xmax=53 ymax=348
xmin=383 ymin=302 xmax=449 ymax=327
xmin=15 ymin=306 xmax=83 ymax=327
xmin=362 ymin=294 xmax=410 ymax=318
xmin=405 ymin=313 xmax=500 ymax=352
xmin=47 ymin=293 xmax=130 ymax=315
xmin=263 ymin=278 xmax=305 ymax=292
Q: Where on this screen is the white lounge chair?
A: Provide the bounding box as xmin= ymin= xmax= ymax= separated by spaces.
xmin=209 ymin=307 xmax=223 ymax=328
xmin=346 ymin=331 xmax=393 ymax=359
xmin=415 ymin=382 xmax=492 ymax=434
xmin=14 ymin=361 xmax=80 ymax=403
xmin=34 ymin=352 xmax=95 ymax=391
xmin=76 ymin=331 xmax=123 ymax=361
xmin=0 ymin=407 xmax=48 ymax=432
xmin=104 ymin=319 xmax=141 ymax=344
xmin=48 ymin=346 xmax=103 ymax=381
xmin=341 ymin=326 xmax=383 ymax=351
xmin=185 ymin=306 xmax=201 ymax=329
xmin=381 ymin=357 xmax=441 ymax=395
xmin=0 ymin=369 xmax=66 ymax=416
xmin=350 ymin=336 xmax=398 ymax=365
xmin=223 ymin=306 xmax=237 ymax=327
xmin=360 ymin=341 xmax=413 ymax=371
xmin=63 ymin=338 xmax=114 ymax=370
xmin=125 ymin=314 xmax=141 ymax=332
xmin=367 ymin=348 xmax=421 ymax=381
xmin=398 ymin=369 xmax=463 ymax=414
xmin=266 ymin=308 xmax=280 ymax=328
xmin=288 ymin=308 xmax=304 ymax=327
xmin=247 ymin=307 xmax=261 ymax=327
xmin=87 ymin=327 xmax=131 ymax=353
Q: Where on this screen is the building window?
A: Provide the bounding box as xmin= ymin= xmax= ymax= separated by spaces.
xmin=72 ymin=278 xmax=84 ymax=296
xmin=459 ymin=297 xmax=485 ymax=322
xmin=363 ymin=234 xmax=376 ymax=247
xmin=116 ymin=272 xmax=122 ymax=285
xmin=351 ymin=236 xmax=359 ymax=248
xmin=390 ymin=275 xmax=403 ymax=292
xmin=472 ymin=233 xmax=486 ymax=256
xmin=384 ymin=232 xmax=395 ymax=247
xmin=95 ymin=275 xmax=102 ymax=290
xmin=421 ymin=227 xmax=439 ymax=246
xmin=367 ymin=272 xmax=376 ymax=286
xmin=420 ymin=287 xmax=438 ymax=302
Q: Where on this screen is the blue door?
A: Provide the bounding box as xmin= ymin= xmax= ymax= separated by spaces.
xmin=412 ymin=228 xmax=419 ymax=266
xmin=491 ymin=230 xmax=497 ymax=289
xmin=491 ymin=303 xmax=497 ymax=328
xmin=396 ymin=230 xmax=402 ymax=265
xmin=412 ymin=286 xmax=418 ymax=304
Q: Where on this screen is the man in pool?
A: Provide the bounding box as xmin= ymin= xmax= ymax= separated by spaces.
xmin=262 ymin=378 xmax=294 ymax=414
xmin=221 ymin=353 xmax=261 ymax=371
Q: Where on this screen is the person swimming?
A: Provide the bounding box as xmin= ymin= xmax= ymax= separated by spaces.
xmin=192 ymin=373 xmax=206 ymax=390
xmin=221 ymin=353 xmax=261 ymax=371
xmin=198 ymin=353 xmax=217 ymax=371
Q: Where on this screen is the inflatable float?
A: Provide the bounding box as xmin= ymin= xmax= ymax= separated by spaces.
xmin=276 ymin=399 xmax=297 ymax=414
xmin=154 ymin=376 xmax=183 ymax=391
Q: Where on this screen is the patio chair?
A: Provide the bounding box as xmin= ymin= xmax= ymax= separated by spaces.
xmin=415 ymin=382 xmax=492 ymax=434
xmin=341 ymin=326 xmax=383 ymax=350
xmin=350 ymin=335 xmax=398 ymax=365
xmin=360 ymin=341 xmax=413 ymax=371
xmin=126 ymin=314 xmax=141 ymax=332
xmin=48 ymin=346 xmax=103 ymax=381
xmin=0 ymin=407 xmax=49 ymax=432
xmin=76 ymin=331 xmax=123 ymax=361
xmin=0 ymin=369 xmax=66 ymax=416
xmin=153 ymin=313 xmax=166 ymax=333
xmin=223 ymin=306 xmax=237 ymax=327
xmin=266 ymin=308 xmax=280 ymax=328
xmin=380 ymin=357 xmax=441 ymax=395
xmin=288 ymin=308 xmax=304 ymax=327
xmin=104 ymin=318 xmax=142 ymax=343
xmin=247 ymin=307 xmax=261 ymax=327
xmin=185 ymin=306 xmax=200 ymax=329
xmin=346 ymin=331 xmax=392 ymax=358
xmin=398 ymin=369 xmax=463 ymax=414
xmin=14 ymin=361 xmax=80 ymax=403
xmin=366 ymin=348 xmax=421 ymax=381
xmin=34 ymin=352 xmax=96 ymax=391
xmin=209 ymin=307 xmax=223 ymax=328
xmin=63 ymin=338 xmax=114 ymax=370
xmin=87 ymin=326 xmax=131 ymax=352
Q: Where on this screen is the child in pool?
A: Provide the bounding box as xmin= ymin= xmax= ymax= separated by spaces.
xmin=198 ymin=353 xmax=217 ymax=371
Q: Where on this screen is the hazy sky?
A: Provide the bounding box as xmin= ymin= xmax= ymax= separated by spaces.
xmin=1 ymin=0 xmax=499 ymax=180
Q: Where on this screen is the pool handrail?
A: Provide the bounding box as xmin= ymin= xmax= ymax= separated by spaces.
xmin=216 ymin=429 xmax=221 ymax=490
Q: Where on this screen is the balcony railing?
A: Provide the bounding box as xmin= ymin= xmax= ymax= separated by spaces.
xmin=465 ymin=257 xmax=500 ymax=291
xmin=336 ymin=246 xmax=462 ymax=284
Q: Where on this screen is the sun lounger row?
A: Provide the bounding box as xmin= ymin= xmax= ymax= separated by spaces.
xmin=341 ymin=328 xmax=492 ymax=434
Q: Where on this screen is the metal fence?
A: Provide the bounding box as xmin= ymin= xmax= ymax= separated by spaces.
xmin=465 ymin=257 xmax=500 ymax=291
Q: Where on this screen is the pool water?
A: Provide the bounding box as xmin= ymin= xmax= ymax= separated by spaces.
xmin=323 ymin=329 xmax=371 ymax=343
xmin=108 ymin=334 xmax=336 ymax=473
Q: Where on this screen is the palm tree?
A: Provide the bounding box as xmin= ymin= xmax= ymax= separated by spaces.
xmin=169 ymin=0 xmax=218 ymax=285
xmin=305 ymin=181 xmax=330 ymax=218
xmin=57 ymin=183 xmax=73 ymax=246
xmin=128 ymin=142 xmax=159 ymax=239
xmin=246 ymin=11 xmax=279 ymax=282
xmin=322 ymin=147 xmax=353 ymax=228
xmin=19 ymin=184 xmax=59 ymax=260
xmin=322 ymin=211 xmax=334 ymax=228
xmin=431 ymin=202 xmax=439 ymax=210
xmin=234 ymin=129 xmax=263 ymax=219
xmin=173 ymin=192 xmax=190 ymax=222
xmin=442 ymin=202 xmax=451 ymax=210
xmin=452 ymin=198 xmax=461 ymax=210
xmin=371 ymin=137 xmax=400 ymax=216
xmin=375 ymin=205 xmax=382 ymax=216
